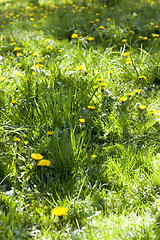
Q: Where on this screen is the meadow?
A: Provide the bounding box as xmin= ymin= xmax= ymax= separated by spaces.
xmin=0 ymin=0 xmax=160 ymax=238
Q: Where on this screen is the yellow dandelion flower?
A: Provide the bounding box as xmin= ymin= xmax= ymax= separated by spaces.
xmin=93 ymin=85 xmax=98 ymax=90
xmin=12 ymin=100 xmax=17 ymax=104
xmin=134 ymin=89 xmax=141 ymax=94
xmin=33 ymin=52 xmax=39 ymax=56
xmin=30 ymin=18 xmax=35 ymax=21
xmin=99 ymin=26 xmax=105 ymax=29
xmin=47 ymin=131 xmax=54 ymax=136
xmin=46 ymin=46 xmax=53 ymax=50
xmin=71 ymin=33 xmax=78 ymax=39
xmin=13 ymin=47 xmax=21 ymax=51
xmin=143 ymin=37 xmax=148 ymax=40
xmin=153 ymin=34 xmax=159 ymax=37
xmin=122 ymin=39 xmax=127 ymax=42
xmin=107 ymin=70 xmax=114 ymax=74
xmin=139 ymin=105 xmax=146 ymax=110
xmin=17 ymin=53 xmax=22 ymax=56
xmin=79 ymin=118 xmax=85 ymax=123
xmin=31 ymin=153 xmax=43 ymax=160
xmin=44 ymin=39 xmax=50 ymax=43
xmin=77 ymin=65 xmax=86 ymax=71
xmin=97 ymin=78 xmax=103 ymax=82
xmin=89 ymin=21 xmax=94 ymax=24
xmin=16 ymin=138 xmax=21 ymax=142
xmin=35 ymin=59 xmax=43 ymax=62
xmin=37 ymin=159 xmax=51 ymax=166
xmin=24 ymin=141 xmax=29 ymax=146
xmin=138 ymin=76 xmax=147 ymax=80
xmin=95 ymin=19 xmax=100 ymax=22
xmin=122 ymin=52 xmax=130 ymax=57
xmin=88 ymin=37 xmax=94 ymax=41
xmin=15 ymin=72 xmax=23 ymax=77
xmin=51 ymin=207 xmax=68 ymax=216
xmin=126 ymin=59 xmax=132 ymax=65
xmin=119 ymin=96 xmax=127 ymax=102
xmin=88 ymin=106 xmax=95 ymax=110
xmin=100 ymin=83 xmax=107 ymax=87
xmin=151 ymin=110 xmax=157 ymax=115
xmin=127 ymin=92 xmax=134 ymax=96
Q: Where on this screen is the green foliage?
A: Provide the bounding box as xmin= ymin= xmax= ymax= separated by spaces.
xmin=0 ymin=0 xmax=160 ymax=238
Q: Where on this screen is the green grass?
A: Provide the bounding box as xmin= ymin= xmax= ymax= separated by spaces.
xmin=0 ymin=0 xmax=160 ymax=238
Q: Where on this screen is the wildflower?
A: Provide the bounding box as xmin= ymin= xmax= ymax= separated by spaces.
xmin=126 ymin=59 xmax=132 ymax=65
xmin=99 ymin=26 xmax=105 ymax=29
xmin=107 ymin=70 xmax=114 ymax=74
xmin=30 ymin=18 xmax=35 ymax=21
xmin=13 ymin=47 xmax=21 ymax=51
xmin=138 ymin=76 xmax=147 ymax=80
xmin=122 ymin=39 xmax=127 ymax=42
xmin=31 ymin=153 xmax=43 ymax=160
xmin=122 ymin=52 xmax=130 ymax=57
xmin=93 ymin=85 xmax=98 ymax=90
xmin=88 ymin=37 xmax=94 ymax=41
xmin=153 ymin=34 xmax=159 ymax=37
xmin=127 ymin=92 xmax=134 ymax=96
xmin=95 ymin=19 xmax=99 ymax=22
xmin=143 ymin=37 xmax=148 ymax=40
xmin=119 ymin=96 xmax=127 ymax=102
xmin=46 ymin=46 xmax=53 ymax=50
xmin=100 ymin=83 xmax=107 ymax=87
xmin=71 ymin=33 xmax=78 ymax=39
xmin=88 ymin=106 xmax=95 ymax=110
xmin=24 ymin=141 xmax=29 ymax=145
xmin=15 ymin=72 xmax=23 ymax=77
xmin=17 ymin=53 xmax=22 ymax=56
xmin=58 ymin=50 xmax=63 ymax=53
xmin=79 ymin=118 xmax=85 ymax=123
xmin=33 ymin=52 xmax=39 ymax=56
xmin=97 ymin=78 xmax=103 ymax=82
xmin=16 ymin=138 xmax=21 ymax=142
xmin=37 ymin=159 xmax=51 ymax=166
xmin=12 ymin=100 xmax=16 ymax=104
xmin=44 ymin=39 xmax=50 ymax=43
xmin=51 ymin=207 xmax=68 ymax=216
xmin=77 ymin=65 xmax=85 ymax=71
xmin=35 ymin=59 xmax=43 ymax=62
xmin=89 ymin=21 xmax=94 ymax=24
xmin=134 ymin=89 xmax=141 ymax=94
xmin=47 ymin=131 xmax=54 ymax=136
xmin=139 ymin=105 xmax=146 ymax=110
xmin=151 ymin=110 xmax=157 ymax=115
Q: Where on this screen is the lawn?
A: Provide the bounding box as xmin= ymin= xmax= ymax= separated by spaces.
xmin=0 ymin=0 xmax=160 ymax=239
